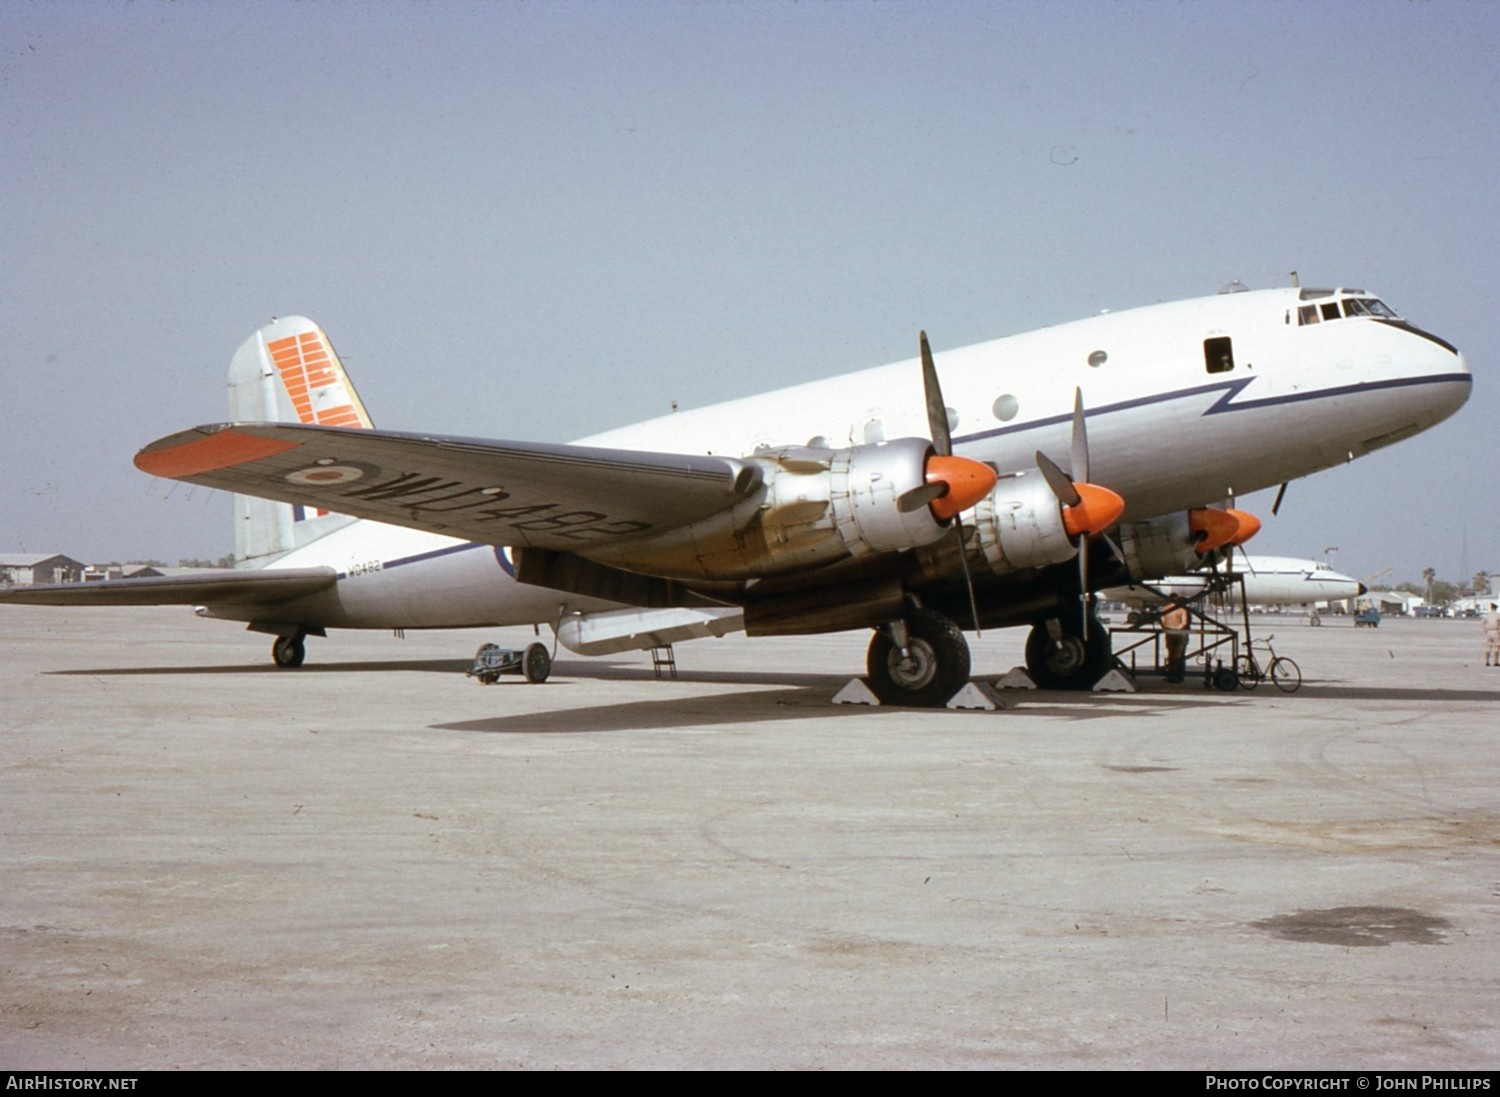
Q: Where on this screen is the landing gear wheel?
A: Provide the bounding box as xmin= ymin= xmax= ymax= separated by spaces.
xmin=522 ymin=642 xmax=551 ymax=684
xmin=1025 ymin=616 xmax=1112 ymax=690
xmin=272 ymin=632 xmax=306 ymax=669
xmin=865 ymin=609 xmax=970 ymax=708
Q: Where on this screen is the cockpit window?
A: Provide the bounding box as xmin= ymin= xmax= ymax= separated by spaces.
xmin=1294 ymin=290 xmax=1401 ymax=326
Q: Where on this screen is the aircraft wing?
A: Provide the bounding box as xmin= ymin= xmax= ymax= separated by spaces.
xmin=0 ymin=568 xmax=337 ymax=606
xmin=135 ymin=423 xmax=757 ymax=549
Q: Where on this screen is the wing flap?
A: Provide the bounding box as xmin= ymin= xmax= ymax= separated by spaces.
xmin=0 ymin=568 xmax=337 ymax=607
xmin=135 ymin=423 xmax=757 ymax=549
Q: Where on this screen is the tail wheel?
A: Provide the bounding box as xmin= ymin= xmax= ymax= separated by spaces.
xmin=522 ymin=642 xmax=552 ymax=684
xmin=866 ymin=609 xmax=970 ymax=707
xmin=272 ymin=632 xmax=306 ymax=669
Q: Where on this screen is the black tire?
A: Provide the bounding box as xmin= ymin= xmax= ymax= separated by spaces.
xmin=1213 ymin=666 xmax=1240 ymax=692
xmin=1270 ymin=656 xmax=1301 ymax=693
xmin=1024 ymin=617 xmax=1112 ymax=690
xmin=272 ymin=634 xmax=305 ymax=669
xmin=1236 ymin=654 xmax=1261 ymax=690
xmin=522 ymin=642 xmax=551 ymax=684
xmin=865 ymin=609 xmax=970 ymax=707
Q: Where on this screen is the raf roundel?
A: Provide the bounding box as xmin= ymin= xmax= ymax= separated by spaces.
xmin=285 ymin=464 xmax=368 ymax=487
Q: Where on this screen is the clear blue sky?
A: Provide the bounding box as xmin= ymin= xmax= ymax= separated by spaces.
xmin=4 ymin=0 xmax=1495 ymax=587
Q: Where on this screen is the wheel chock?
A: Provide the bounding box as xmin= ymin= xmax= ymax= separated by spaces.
xmin=832 ymin=678 xmax=882 ymax=706
xmin=946 ymin=681 xmax=1010 ymax=710
xmin=1093 ymin=668 xmax=1138 ymax=693
xmin=996 ymin=667 xmax=1038 ymax=690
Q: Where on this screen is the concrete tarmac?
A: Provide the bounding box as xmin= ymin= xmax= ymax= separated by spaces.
xmin=2 ymin=605 xmax=1497 ymax=1069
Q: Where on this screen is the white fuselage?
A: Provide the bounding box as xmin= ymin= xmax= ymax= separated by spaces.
xmin=1102 ymin=556 xmax=1365 ymax=609
xmin=232 ymin=287 xmax=1469 ymax=632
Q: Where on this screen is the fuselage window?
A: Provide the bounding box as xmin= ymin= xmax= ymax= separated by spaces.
xmin=1204 ymin=336 xmax=1234 ymax=374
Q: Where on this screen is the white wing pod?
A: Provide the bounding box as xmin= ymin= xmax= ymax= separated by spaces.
xmin=1116 ymin=512 xmax=1200 ymax=580
xmin=969 ymin=472 xmax=1079 ymax=573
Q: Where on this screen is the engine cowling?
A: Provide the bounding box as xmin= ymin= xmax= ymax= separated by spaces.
xmin=1117 ymin=513 xmax=1200 ymax=580
xmin=969 ymin=473 xmax=1081 ymax=574
xmin=582 ymin=436 xmax=997 ymax=581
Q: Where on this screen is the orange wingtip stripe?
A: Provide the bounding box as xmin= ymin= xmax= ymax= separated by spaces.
xmin=136 ymin=430 xmax=300 ymax=479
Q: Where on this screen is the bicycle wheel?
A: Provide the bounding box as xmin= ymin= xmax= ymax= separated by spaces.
xmin=1270 ymin=656 xmax=1301 ymax=693
xmin=1235 ymin=654 xmax=1261 ymax=690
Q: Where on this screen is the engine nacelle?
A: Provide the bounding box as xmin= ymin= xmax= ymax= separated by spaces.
xmin=1116 ymin=513 xmax=1200 ymax=580
xmin=583 ymin=437 xmax=962 ymax=581
xmin=968 ymin=473 xmax=1081 ymax=575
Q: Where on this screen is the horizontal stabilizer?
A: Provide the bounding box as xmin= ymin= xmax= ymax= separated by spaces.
xmin=0 ymin=568 xmax=337 ymax=607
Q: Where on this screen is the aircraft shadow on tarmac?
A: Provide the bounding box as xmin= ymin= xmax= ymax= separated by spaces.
xmin=432 ymin=673 xmax=1235 ymax=735
xmin=49 ymin=658 xmax=475 ymax=676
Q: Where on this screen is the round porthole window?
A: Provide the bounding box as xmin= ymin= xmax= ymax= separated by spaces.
xmin=1088 ymin=350 xmax=1108 ymax=368
xmin=992 ymin=394 xmax=1019 ymax=422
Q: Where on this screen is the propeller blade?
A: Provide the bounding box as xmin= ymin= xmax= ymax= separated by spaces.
xmin=1070 ymin=387 xmax=1089 ymax=486
xmin=1102 ymin=532 xmax=1127 ymax=567
xmin=919 ymin=331 xmax=952 ymax=457
xmin=897 ymin=481 xmax=947 ymax=513
xmin=918 ymin=330 xmax=986 ymax=636
xmin=955 ymin=515 xmax=982 ymax=635
xmin=1078 ymin=533 xmax=1090 ymax=640
xmin=1035 ymin=451 xmax=1082 ymax=507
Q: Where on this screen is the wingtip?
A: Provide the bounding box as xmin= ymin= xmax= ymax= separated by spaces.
xmin=136 ymin=425 xmax=298 ymax=480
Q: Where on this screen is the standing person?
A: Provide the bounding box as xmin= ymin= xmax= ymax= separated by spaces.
xmin=1484 ymin=603 xmax=1500 ymax=668
xmin=1161 ymin=598 xmax=1191 ymax=683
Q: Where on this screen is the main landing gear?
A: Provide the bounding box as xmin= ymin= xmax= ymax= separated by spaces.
xmin=866 ymin=608 xmax=971 ymax=707
xmin=271 ymin=629 xmax=307 ymax=669
xmin=1024 ymin=614 xmax=1112 ymax=690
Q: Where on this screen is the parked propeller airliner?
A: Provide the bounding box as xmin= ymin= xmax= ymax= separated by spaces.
xmin=2 ymin=284 xmax=1470 ymax=704
xmin=1102 ymin=555 xmax=1368 ymax=613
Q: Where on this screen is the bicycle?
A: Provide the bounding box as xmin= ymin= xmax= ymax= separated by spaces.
xmin=1236 ymin=634 xmax=1301 ymax=693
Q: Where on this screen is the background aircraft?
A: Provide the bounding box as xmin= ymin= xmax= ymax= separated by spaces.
xmin=3 ymin=285 xmax=1469 ymax=704
xmin=1102 ymin=555 xmax=1367 ymax=616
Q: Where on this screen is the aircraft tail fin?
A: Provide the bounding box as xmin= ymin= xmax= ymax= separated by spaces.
xmin=227 ymin=316 xmax=374 ymax=564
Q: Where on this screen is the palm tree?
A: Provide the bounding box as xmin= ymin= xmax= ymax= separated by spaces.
xmin=1423 ymin=567 xmax=1436 ymax=605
